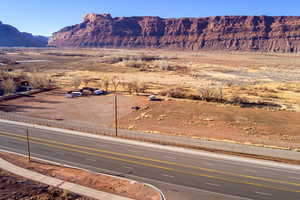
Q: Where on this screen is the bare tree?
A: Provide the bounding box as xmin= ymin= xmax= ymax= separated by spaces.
xmin=1 ymin=79 xmax=16 ymax=94
xmin=102 ymin=76 xmax=110 ymax=92
xmin=83 ymin=78 xmax=92 ymax=87
xmin=0 ymin=70 xmax=11 ymax=80
xmin=123 ymin=81 xmax=134 ymax=94
xmin=72 ymin=77 xmax=82 ymax=90
xmin=111 ymin=76 xmax=120 ymax=92
xmin=137 ymin=81 xmax=148 ymax=94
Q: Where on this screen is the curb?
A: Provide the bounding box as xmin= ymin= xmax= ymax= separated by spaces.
xmin=0 ymin=113 xmax=299 ymax=162
xmin=143 ymin=183 xmax=166 ymax=200
xmin=1 ymin=118 xmax=300 ymax=170
xmin=0 ymin=156 xmax=133 ymax=200
xmin=0 ymin=149 xmax=165 ymax=200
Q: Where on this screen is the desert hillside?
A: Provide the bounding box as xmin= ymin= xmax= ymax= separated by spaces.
xmin=0 ymin=21 xmax=48 ymax=47
xmin=49 ymin=13 xmax=300 ymax=52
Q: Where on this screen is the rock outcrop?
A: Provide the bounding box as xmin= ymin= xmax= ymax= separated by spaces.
xmin=0 ymin=21 xmax=48 ymax=47
xmin=49 ymin=13 xmax=300 ymax=52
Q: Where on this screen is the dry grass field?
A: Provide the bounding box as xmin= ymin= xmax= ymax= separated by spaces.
xmin=0 ymin=48 xmax=300 ymax=149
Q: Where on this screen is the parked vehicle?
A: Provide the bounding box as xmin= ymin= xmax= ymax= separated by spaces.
xmin=148 ymin=95 xmax=157 ymax=101
xmin=65 ymin=93 xmax=74 ymax=98
xmin=93 ymin=89 xmax=106 ymax=95
xmin=16 ymin=86 xmax=32 ymax=93
xmin=72 ymin=91 xmax=82 ymax=97
xmin=82 ymin=87 xmax=99 ymax=92
xmin=65 ymin=91 xmax=83 ymax=98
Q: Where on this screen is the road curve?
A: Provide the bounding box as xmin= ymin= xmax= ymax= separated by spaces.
xmin=0 ymin=121 xmax=299 ymax=200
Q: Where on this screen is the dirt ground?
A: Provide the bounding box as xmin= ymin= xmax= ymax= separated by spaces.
xmin=2 ymin=48 xmax=300 ymax=112
xmin=0 ymin=152 xmax=160 ymax=200
xmin=0 ymin=169 xmax=91 ymax=200
xmin=1 ymin=89 xmax=300 ymax=150
xmin=0 ymin=90 xmax=148 ymax=127
xmin=118 ymin=99 xmax=300 ymax=150
xmin=1 ymin=48 xmax=300 ymax=150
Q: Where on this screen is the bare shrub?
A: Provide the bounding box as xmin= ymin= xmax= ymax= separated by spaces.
xmin=160 ymin=87 xmax=189 ymax=98
xmin=29 ymin=73 xmax=51 ymax=89
xmin=0 ymin=57 xmax=17 ymax=65
xmin=102 ymin=53 xmax=157 ymax=64
xmin=120 ymin=81 xmax=128 ymax=92
xmin=137 ymin=82 xmax=148 ymax=93
xmin=101 ymin=55 xmax=124 ymax=64
xmin=1 ymin=79 xmax=16 ymax=94
xmin=0 ymin=70 xmax=11 ymax=80
xmin=71 ymin=77 xmax=82 ymax=90
xmin=152 ymin=60 xmax=185 ymax=71
xmin=153 ymin=60 xmax=172 ymax=71
xmin=230 ymin=96 xmax=249 ymax=105
xmin=83 ymin=78 xmax=92 ymax=87
xmin=191 ymin=72 xmax=203 ymax=79
xmin=226 ymin=80 xmax=235 ymax=87
xmin=121 ymin=60 xmax=146 ymax=68
xmin=134 ymin=53 xmax=160 ymax=61
xmin=123 ymin=81 xmax=148 ymax=95
xmin=198 ymin=85 xmax=224 ymax=102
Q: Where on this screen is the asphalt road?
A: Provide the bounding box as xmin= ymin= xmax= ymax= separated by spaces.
xmin=0 ymin=121 xmax=299 ymax=200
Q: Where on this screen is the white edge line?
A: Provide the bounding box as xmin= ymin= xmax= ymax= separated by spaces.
xmin=0 ymin=147 xmax=166 ymax=200
xmin=0 ymin=119 xmax=300 ymax=172
xmin=255 ymin=191 xmax=272 ymax=196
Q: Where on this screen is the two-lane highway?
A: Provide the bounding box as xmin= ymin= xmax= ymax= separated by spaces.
xmin=0 ymin=121 xmax=299 ymax=200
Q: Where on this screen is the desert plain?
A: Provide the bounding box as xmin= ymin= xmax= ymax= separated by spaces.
xmin=0 ymin=48 xmax=300 ymax=150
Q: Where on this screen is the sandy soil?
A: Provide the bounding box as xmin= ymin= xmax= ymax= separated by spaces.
xmin=118 ymin=99 xmax=300 ymax=149
xmin=3 ymin=48 xmax=300 ymax=112
xmin=1 ymin=90 xmax=299 ymax=150
xmin=1 ymin=48 xmax=300 ymax=150
xmin=0 ymin=90 xmax=148 ymax=127
xmin=0 ymin=152 xmax=160 ymax=200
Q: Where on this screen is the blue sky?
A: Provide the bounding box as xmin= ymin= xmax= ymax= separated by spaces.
xmin=0 ymin=0 xmax=299 ymax=36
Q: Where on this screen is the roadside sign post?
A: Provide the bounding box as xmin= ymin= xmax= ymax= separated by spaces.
xmin=115 ymin=93 xmax=118 ymax=137
xmin=26 ymin=128 xmax=31 ymax=162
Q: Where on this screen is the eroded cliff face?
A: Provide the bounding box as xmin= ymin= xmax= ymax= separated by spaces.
xmin=49 ymin=14 xmax=300 ymax=52
xmin=0 ymin=21 xmax=48 ymax=47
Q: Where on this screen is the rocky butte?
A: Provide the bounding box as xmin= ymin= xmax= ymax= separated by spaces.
xmin=49 ymin=13 xmax=300 ymax=52
xmin=0 ymin=21 xmax=48 ymax=47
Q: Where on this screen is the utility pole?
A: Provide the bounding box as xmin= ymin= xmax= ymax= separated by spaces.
xmin=114 ymin=93 xmax=118 ymax=137
xmin=26 ymin=128 xmax=31 ymax=162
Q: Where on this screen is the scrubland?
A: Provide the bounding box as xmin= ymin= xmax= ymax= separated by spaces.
xmin=1 ymin=48 xmax=300 ymax=149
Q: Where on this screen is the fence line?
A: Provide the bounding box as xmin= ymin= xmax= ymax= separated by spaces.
xmin=0 ymin=111 xmax=299 ymax=162
xmin=0 ymin=111 xmax=193 ymax=148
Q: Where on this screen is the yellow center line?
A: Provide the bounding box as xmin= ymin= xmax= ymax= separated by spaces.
xmin=1 ymin=131 xmax=300 ymax=193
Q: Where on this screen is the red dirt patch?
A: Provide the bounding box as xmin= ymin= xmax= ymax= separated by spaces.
xmin=0 ymin=169 xmax=92 ymax=200
xmin=119 ymin=99 xmax=300 ymax=149
xmin=1 ymin=89 xmax=299 ymax=150
xmin=0 ymin=90 xmax=148 ymax=127
xmin=0 ymin=152 xmax=160 ymax=200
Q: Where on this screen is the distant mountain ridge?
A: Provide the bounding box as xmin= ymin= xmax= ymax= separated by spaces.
xmin=49 ymin=13 xmax=300 ymax=52
xmin=0 ymin=21 xmax=48 ymax=47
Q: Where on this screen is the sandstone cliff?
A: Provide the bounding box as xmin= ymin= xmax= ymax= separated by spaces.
xmin=49 ymin=14 xmax=300 ymax=52
xmin=0 ymin=21 xmax=48 ymax=47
